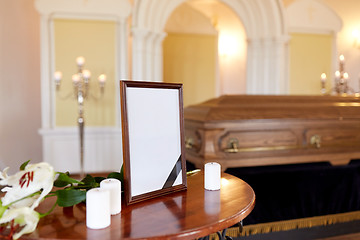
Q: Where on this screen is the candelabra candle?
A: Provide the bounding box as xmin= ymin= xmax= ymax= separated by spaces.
xmin=54 ymin=71 xmax=62 ymax=87
xmin=76 ymin=56 xmax=85 ymax=68
xmin=82 ymin=69 xmax=91 ymax=83
xmin=320 ymin=73 xmax=327 ymax=95
xmin=55 ymin=56 xmax=107 ymax=178
xmin=339 ymin=55 xmax=345 ymax=73
xmin=72 ymin=74 xmax=81 ymax=85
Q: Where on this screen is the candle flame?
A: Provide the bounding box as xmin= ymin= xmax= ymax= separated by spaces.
xmin=339 ymin=55 xmax=345 ymax=62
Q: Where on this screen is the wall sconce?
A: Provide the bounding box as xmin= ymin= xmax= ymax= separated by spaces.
xmin=218 ymin=33 xmax=238 ymax=57
xmin=54 ymin=56 xmax=106 ymax=178
xmin=352 ymin=29 xmax=360 ymax=49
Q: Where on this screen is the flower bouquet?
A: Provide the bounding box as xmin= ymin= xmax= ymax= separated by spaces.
xmin=0 ymin=160 xmax=123 ymax=239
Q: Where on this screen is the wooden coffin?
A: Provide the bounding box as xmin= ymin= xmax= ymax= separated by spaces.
xmin=184 ymin=95 xmax=360 ymax=170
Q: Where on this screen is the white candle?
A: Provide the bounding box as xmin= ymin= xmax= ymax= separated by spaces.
xmin=98 ymin=74 xmax=106 ymax=83
xmin=335 ymin=71 xmax=340 ymax=79
xmin=54 ymin=71 xmax=62 ymax=82
xmin=72 ymin=74 xmax=80 ymax=83
xmin=86 ymin=188 xmax=111 ymax=229
xmin=76 ymin=56 xmax=85 ymax=67
xmin=204 ymin=162 xmax=221 ymax=191
xmin=82 ymin=69 xmax=91 ymax=80
xmin=339 ymin=54 xmax=345 ymax=63
xmin=320 ymin=73 xmax=326 ymax=83
xmin=100 ymin=178 xmax=122 ymax=215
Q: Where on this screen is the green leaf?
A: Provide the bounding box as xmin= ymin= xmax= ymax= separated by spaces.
xmin=55 ymin=189 xmax=86 ymax=207
xmin=107 ymin=172 xmax=122 ymax=181
xmin=81 ymin=175 xmax=98 ymax=186
xmin=107 ymin=165 xmax=124 ymax=182
xmin=81 ymin=174 xmax=96 ymax=185
xmin=107 ymin=166 xmax=124 ymax=191
xmin=120 ymin=164 xmax=124 ymax=179
xmin=54 ymin=172 xmax=81 ymax=188
xmin=73 ymin=174 xmax=99 ymax=190
xmin=20 ymin=160 xmax=31 ymax=171
xmin=94 ymin=176 xmax=106 ymax=184
xmin=0 ymin=200 xmax=7 ymax=218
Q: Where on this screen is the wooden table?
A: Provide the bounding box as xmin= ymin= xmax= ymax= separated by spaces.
xmin=22 ymin=172 xmax=255 ymax=240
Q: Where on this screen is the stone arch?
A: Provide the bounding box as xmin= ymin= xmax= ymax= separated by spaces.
xmin=132 ymin=0 xmax=289 ymax=94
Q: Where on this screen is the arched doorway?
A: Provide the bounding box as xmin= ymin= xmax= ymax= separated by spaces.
xmin=163 ymin=1 xmax=247 ymax=107
xmin=131 ymin=0 xmax=288 ymax=94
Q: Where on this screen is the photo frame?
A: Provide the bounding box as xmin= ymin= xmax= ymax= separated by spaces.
xmin=120 ymin=80 xmax=187 ymax=205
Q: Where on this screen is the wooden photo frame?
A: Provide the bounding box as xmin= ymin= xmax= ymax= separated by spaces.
xmin=120 ymin=80 xmax=187 ymax=205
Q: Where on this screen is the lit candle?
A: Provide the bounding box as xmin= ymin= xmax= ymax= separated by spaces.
xmin=98 ymin=74 xmax=106 ymax=83
xmin=54 ymin=71 xmax=62 ymax=82
xmin=344 ymin=72 xmax=349 ymax=80
xmin=98 ymin=74 xmax=106 ymax=88
xmin=86 ymin=188 xmax=111 ymax=229
xmin=76 ymin=56 xmax=85 ymax=67
xmin=100 ymin=178 xmax=121 ymax=215
xmin=321 ymin=73 xmax=326 ymax=83
xmin=204 ymin=162 xmax=221 ymax=191
xmin=339 ymin=54 xmax=345 ymax=63
xmin=72 ymin=74 xmax=80 ymax=83
xmin=335 ymin=71 xmax=340 ymax=79
xmin=82 ymin=69 xmax=91 ymax=80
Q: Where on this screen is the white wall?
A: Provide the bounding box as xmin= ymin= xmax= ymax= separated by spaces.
xmin=0 ymin=0 xmax=42 ymax=173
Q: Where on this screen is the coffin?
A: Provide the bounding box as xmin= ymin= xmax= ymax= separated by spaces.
xmin=184 ymin=95 xmax=360 ymax=170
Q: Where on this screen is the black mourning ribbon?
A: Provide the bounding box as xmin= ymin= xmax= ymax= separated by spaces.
xmin=162 ymin=155 xmax=182 ymax=189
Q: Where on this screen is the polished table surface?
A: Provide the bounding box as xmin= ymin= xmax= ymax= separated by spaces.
xmin=22 ymin=172 xmax=255 ymax=240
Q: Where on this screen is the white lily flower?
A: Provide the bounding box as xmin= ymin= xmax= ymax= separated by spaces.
xmin=0 ymin=162 xmax=55 ymax=210
xmin=0 ymin=207 xmax=40 ymax=239
xmin=0 ymin=167 xmax=9 ymax=180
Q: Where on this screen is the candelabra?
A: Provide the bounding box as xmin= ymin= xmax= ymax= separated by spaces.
xmin=54 ymin=56 xmax=106 ymax=178
xmin=320 ymin=55 xmax=356 ymax=96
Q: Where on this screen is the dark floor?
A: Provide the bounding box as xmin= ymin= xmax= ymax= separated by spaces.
xmin=232 ymin=220 xmax=360 ymax=240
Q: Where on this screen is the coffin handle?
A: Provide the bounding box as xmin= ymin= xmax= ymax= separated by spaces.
xmin=310 ymin=134 xmax=321 ymax=148
xmin=185 ymin=137 xmax=195 ymax=149
xmin=224 ymin=138 xmax=239 ymax=153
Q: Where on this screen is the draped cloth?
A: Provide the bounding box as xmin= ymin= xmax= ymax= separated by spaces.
xmin=225 ymin=160 xmax=360 ymax=226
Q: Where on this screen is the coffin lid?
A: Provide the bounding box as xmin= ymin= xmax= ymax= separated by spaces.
xmin=184 ymin=95 xmax=360 ymax=122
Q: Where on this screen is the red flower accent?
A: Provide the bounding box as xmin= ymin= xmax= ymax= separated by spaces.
xmin=19 ymin=171 xmax=34 ymax=188
xmin=0 ymin=220 xmax=20 ymax=240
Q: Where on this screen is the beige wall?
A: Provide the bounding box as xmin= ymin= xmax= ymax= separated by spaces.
xmin=0 ymin=0 xmax=42 ymax=172
xmin=289 ymin=33 xmax=333 ymax=95
xmin=54 ymin=19 xmax=116 ymax=127
xmin=163 ymin=33 xmax=217 ymax=107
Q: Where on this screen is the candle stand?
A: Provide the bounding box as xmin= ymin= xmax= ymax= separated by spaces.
xmin=54 ymin=57 xmax=106 ymax=178
xmin=320 ymin=55 xmax=357 ymax=96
